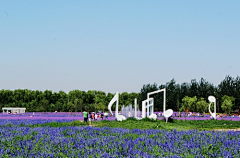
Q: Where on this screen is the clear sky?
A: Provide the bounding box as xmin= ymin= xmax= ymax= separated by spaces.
xmin=0 ymin=1 xmax=239 ymax=93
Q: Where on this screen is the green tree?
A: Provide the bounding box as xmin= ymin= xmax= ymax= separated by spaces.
xmin=189 ymin=79 xmax=199 ymax=98
xmin=50 ymin=103 xmax=55 ymax=112
xmin=221 ymin=95 xmax=235 ymax=115
xmin=166 ymin=79 xmax=181 ymax=111
xmin=196 ymin=98 xmax=208 ymax=113
xmin=188 ymin=96 xmax=197 ymax=112
xmin=74 ymin=98 xmax=78 ymax=112
xmin=96 ymin=102 xmax=105 ymax=112
xmin=180 ymin=96 xmax=190 ymax=113
xmin=181 ymin=96 xmax=197 ymax=112
xmin=93 ymin=95 xmax=100 ymax=112
xmin=67 ymin=101 xmax=74 ymax=112
xmin=40 ymin=98 xmax=49 ymax=112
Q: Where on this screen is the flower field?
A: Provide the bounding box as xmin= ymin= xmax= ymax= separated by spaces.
xmin=1 ymin=112 xmax=240 ymax=121
xmin=0 ymin=119 xmax=240 ymax=157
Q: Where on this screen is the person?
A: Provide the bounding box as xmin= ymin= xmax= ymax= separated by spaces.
xmin=83 ymin=111 xmax=88 ymax=123
xmin=101 ymin=113 xmax=104 ymax=120
xmin=88 ymin=112 xmax=92 ymax=125
xmin=95 ymin=113 xmax=97 ymax=120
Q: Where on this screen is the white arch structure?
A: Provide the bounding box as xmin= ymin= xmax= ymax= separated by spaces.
xmin=108 ymin=92 xmax=126 ymax=121
xmin=208 ymin=96 xmax=216 ymax=120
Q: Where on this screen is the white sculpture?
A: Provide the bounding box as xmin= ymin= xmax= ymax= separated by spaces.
xmin=142 ymin=98 xmax=154 ymax=119
xmin=108 ymin=92 xmax=126 ymax=121
xmin=134 ymin=98 xmax=137 ymax=118
xmin=108 ymin=89 xmax=172 ymax=122
xmin=208 ymin=96 xmax=217 ymax=120
xmin=148 ymin=88 xmax=173 ymax=122
xmin=133 ymin=98 xmax=143 ymax=120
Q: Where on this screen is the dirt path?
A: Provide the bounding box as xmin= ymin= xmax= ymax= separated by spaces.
xmin=213 ymin=128 xmax=240 ymax=131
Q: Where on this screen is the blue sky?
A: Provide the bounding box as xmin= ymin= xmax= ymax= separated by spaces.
xmin=0 ymin=1 xmax=239 ymax=93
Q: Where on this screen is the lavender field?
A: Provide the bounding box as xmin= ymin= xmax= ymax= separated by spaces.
xmin=1 ymin=112 xmax=240 ymax=121
xmin=0 ymin=113 xmax=240 ymax=157
xmin=0 ymin=122 xmax=240 ymax=157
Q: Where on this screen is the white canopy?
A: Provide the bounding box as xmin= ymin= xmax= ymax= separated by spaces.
xmin=2 ymin=107 xmax=26 ymax=114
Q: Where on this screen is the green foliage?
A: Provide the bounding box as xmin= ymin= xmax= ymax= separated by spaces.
xmin=181 ymin=96 xmax=197 ymax=112
xmin=221 ymin=95 xmax=235 ymax=114
xmin=196 ymin=98 xmax=208 ymax=113
xmin=0 ymin=75 xmax=240 ymax=113
xmin=140 ymin=76 xmax=240 ymax=113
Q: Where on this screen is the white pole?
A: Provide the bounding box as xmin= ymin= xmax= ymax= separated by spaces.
xmin=163 ymin=88 xmax=166 ymax=113
xmin=214 ymin=99 xmax=216 ymax=120
xmin=134 ymin=98 xmax=137 ymax=118
xmin=147 ymin=99 xmax=149 ymax=117
xmin=142 ymin=101 xmax=146 ymax=118
xmin=115 ymin=92 xmax=119 ymax=118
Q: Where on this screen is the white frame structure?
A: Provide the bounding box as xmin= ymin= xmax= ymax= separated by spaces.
xmin=2 ymin=107 xmax=26 ymax=114
xmin=142 ymin=98 xmax=154 ymax=118
xmin=146 ymin=88 xmax=173 ymax=122
xmin=147 ymin=89 xmax=166 ymax=114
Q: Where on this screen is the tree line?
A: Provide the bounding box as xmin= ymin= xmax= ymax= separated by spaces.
xmin=139 ymin=75 xmax=240 ymax=114
xmin=0 ymin=75 xmax=239 ymax=113
xmin=0 ymin=89 xmax=138 ymax=112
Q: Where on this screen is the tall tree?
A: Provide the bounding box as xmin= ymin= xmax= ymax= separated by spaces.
xmin=196 ymin=98 xmax=208 ymax=114
xmin=166 ymin=79 xmax=178 ymax=111
xmin=221 ymin=95 xmax=235 ymax=115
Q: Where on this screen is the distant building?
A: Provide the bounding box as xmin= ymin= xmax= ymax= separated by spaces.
xmin=2 ymin=107 xmax=26 ymax=114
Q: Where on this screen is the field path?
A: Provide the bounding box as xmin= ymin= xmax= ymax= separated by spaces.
xmin=213 ymin=128 xmax=240 ymax=131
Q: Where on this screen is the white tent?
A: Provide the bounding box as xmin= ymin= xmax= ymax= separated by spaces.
xmin=2 ymin=107 xmax=26 ymax=114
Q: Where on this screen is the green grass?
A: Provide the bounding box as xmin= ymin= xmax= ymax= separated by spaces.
xmin=92 ymin=118 xmax=240 ymax=131
xmin=22 ymin=118 xmax=240 ymax=131
xmin=24 ymin=120 xmax=88 ymax=127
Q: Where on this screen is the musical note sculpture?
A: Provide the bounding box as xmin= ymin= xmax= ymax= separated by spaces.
xmin=142 ymin=97 xmax=155 ymax=119
xmin=143 ymin=88 xmax=173 ymax=122
xmin=208 ymin=96 xmax=217 ymax=120
xmin=108 ymin=92 xmax=126 ymax=121
xmin=148 ymin=88 xmax=173 ymax=123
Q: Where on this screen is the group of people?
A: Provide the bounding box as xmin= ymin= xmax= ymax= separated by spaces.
xmin=157 ymin=112 xmax=203 ymax=117
xmin=156 ymin=112 xmax=240 ymax=118
xmin=83 ymin=111 xmax=108 ymax=125
xmin=217 ymin=114 xmax=240 ymax=118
